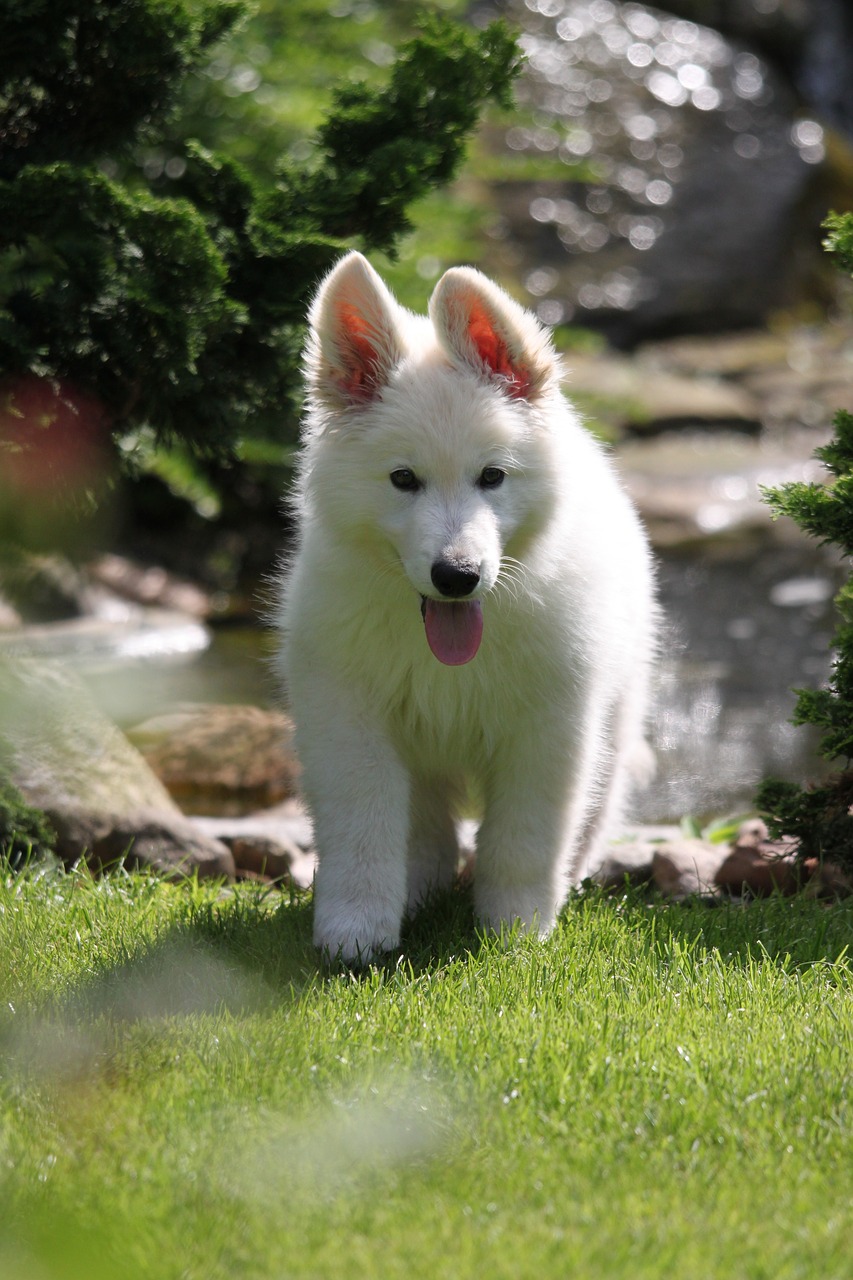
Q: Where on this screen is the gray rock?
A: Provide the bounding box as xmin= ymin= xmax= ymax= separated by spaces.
xmin=88 ymin=553 xmax=212 ymax=618
xmin=51 ymin=805 xmax=235 ymax=880
xmin=0 ymin=657 xmax=179 ymax=815
xmin=589 ymin=839 xmax=658 ymax=887
xmin=0 ymin=657 xmax=234 ymax=879
xmin=482 ymin=0 xmax=842 ymax=343
xmin=565 ymin=349 xmax=762 ymax=434
xmin=640 ymin=330 xmax=795 ymax=377
xmin=605 ymin=115 xmax=821 ymax=344
xmin=617 ymin=429 xmax=830 ymax=549
xmin=0 ymin=550 xmax=93 ymax=623
xmin=0 ymin=594 xmax=21 ymax=631
xmin=714 ymin=818 xmax=800 ymax=895
xmin=191 ymin=801 xmax=316 ymax=888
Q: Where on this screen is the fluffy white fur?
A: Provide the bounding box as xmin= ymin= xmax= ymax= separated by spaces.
xmin=276 ymin=252 xmax=657 ymax=962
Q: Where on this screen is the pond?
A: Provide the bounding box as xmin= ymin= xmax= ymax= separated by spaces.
xmin=70 ymin=530 xmax=839 ymax=827
xmin=646 ymin=537 xmax=837 ymax=822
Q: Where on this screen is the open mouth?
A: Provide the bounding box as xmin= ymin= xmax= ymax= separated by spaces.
xmin=420 ymin=595 xmax=483 ymax=666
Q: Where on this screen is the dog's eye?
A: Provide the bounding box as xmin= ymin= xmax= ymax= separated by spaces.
xmin=390 ymin=468 xmax=421 ymax=492
xmin=478 ymin=466 xmax=506 ymax=490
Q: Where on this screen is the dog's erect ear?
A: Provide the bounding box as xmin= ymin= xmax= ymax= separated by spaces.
xmin=429 ymin=267 xmax=558 ymax=401
xmin=306 ymin=252 xmax=404 ymax=408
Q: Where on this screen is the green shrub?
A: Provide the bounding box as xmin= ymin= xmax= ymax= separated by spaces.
xmin=756 ymin=212 xmax=853 ymax=870
xmin=0 ymin=1 xmax=520 ymax=454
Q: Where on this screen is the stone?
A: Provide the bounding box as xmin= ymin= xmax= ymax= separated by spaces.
xmin=129 ymin=703 xmax=301 ymax=816
xmin=191 ymin=801 xmax=317 ymax=888
xmin=52 ymin=805 xmax=235 ymax=879
xmin=663 ymin=0 xmax=853 ymax=142
xmin=483 ymin=0 xmax=840 ymax=344
xmin=590 ymin=839 xmax=658 ymax=888
xmin=594 ymin=818 xmax=853 ymax=902
xmin=714 ymin=817 xmax=801 ymax=895
xmin=228 ymin=835 xmax=308 ymax=884
xmin=0 ymin=657 xmax=179 ymax=815
xmin=0 ymin=550 xmax=93 ymax=623
xmin=88 ymin=553 xmax=211 ymax=619
xmin=617 ymin=430 xmax=830 ymax=549
xmin=641 ymin=331 xmax=795 ymax=378
xmin=651 ymin=839 xmax=727 ymax=898
xmin=0 ymin=656 xmax=235 ymax=880
xmin=711 ymin=821 xmax=852 ymax=899
xmin=0 ymin=594 xmax=21 ymax=631
xmin=714 ymin=843 xmax=800 ymax=895
xmin=802 ymin=858 xmax=853 ymax=898
xmin=732 ymin=817 xmax=771 ymax=847
xmin=565 ymin=350 xmax=762 ymax=434
xmin=708 ymin=817 xmax=850 ymax=899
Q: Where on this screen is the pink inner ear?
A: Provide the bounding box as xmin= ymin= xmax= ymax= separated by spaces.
xmin=337 ymin=303 xmax=382 ymax=402
xmin=468 ymin=300 xmax=530 ymax=399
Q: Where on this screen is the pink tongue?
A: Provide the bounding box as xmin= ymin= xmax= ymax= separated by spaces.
xmin=423 ymin=599 xmax=483 ymax=666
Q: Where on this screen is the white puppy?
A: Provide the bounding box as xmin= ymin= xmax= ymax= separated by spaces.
xmin=276 ymin=253 xmax=656 ymax=961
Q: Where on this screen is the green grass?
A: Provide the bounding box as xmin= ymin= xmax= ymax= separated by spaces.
xmin=1 ymin=865 xmax=851 ymax=1279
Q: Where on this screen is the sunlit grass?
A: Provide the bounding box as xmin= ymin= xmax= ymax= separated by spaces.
xmin=1 ymin=865 xmax=851 ymax=1279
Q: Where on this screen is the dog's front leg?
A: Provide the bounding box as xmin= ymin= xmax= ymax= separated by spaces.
xmin=474 ymin=726 xmax=594 ymax=939
xmin=405 ymin=777 xmax=460 ymax=916
xmin=293 ymin=684 xmax=410 ymax=964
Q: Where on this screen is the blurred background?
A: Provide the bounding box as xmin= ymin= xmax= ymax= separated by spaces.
xmin=3 ymin=0 xmax=853 ymax=825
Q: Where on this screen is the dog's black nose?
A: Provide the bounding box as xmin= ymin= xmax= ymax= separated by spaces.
xmin=430 ymin=557 xmax=481 ymax=598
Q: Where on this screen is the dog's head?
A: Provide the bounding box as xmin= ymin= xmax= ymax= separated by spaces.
xmin=301 ymin=254 xmax=565 ymax=664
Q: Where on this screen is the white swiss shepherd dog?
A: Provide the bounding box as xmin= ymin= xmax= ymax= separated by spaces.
xmin=277 ymin=252 xmax=657 ymax=962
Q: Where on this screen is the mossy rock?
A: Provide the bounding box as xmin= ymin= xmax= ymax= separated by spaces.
xmin=0 ymin=774 xmax=56 ymax=868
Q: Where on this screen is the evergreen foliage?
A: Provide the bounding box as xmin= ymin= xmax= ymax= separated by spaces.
xmin=0 ymin=1 xmax=520 ymax=453
xmin=756 ymin=211 xmax=853 ymax=870
xmin=1 ymin=0 xmax=244 ymax=176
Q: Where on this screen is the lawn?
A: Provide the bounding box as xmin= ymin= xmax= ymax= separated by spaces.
xmin=0 ymin=865 xmax=850 ymax=1279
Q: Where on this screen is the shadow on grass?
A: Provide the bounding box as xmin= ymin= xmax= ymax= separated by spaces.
xmin=28 ymin=874 xmax=484 ymax=1030
xmin=0 ymin=886 xmax=307 ymax=1089
xmin=14 ymin=867 xmax=852 ymax=1056
xmin=20 ymin=880 xmax=323 ymax=1035
xmin=303 ymin=879 xmax=853 ymax=981
xmin=64 ymin=876 xmax=853 ymax=1023
xmin=571 ymin=880 xmax=853 ymax=971
xmin=0 ymin=875 xmax=493 ymax=1102
xmin=81 ymin=879 xmax=504 ymax=1019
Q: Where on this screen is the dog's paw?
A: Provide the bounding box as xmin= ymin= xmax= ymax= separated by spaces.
xmin=313 ymin=908 xmax=400 ymax=967
xmin=474 ymin=885 xmax=557 ymax=942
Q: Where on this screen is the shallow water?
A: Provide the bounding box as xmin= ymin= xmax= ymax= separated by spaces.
xmin=79 ymin=623 xmax=277 ymax=729
xmin=71 ymin=532 xmax=839 ymax=826
xmin=645 ymin=539 xmax=838 ymax=821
